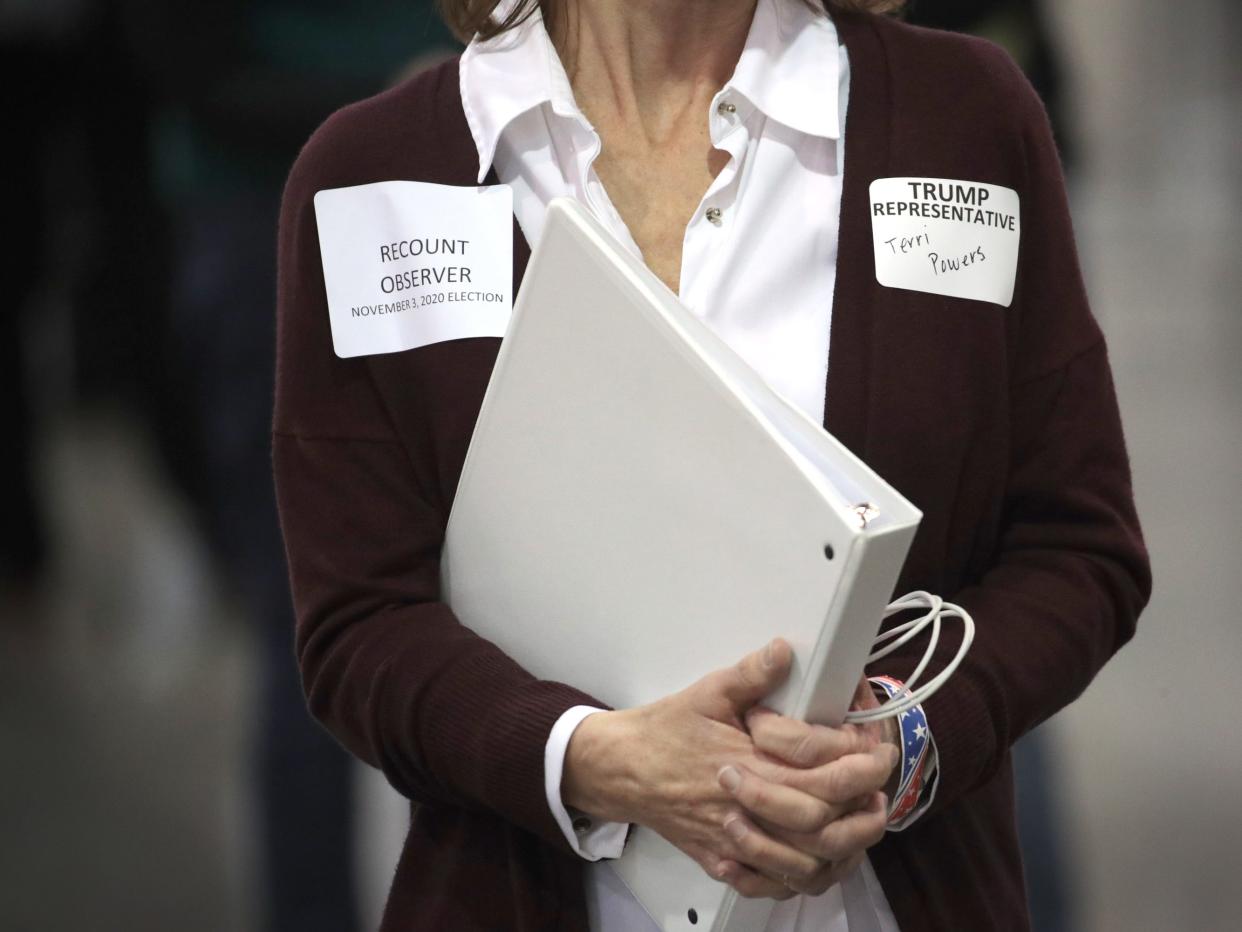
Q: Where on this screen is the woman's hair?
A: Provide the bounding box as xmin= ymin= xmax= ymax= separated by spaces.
xmin=436 ymin=0 xmax=905 ymax=44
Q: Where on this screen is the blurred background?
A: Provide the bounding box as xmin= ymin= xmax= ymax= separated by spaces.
xmin=0 ymin=1 xmax=1238 ymax=930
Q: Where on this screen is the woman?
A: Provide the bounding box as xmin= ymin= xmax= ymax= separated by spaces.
xmin=272 ymin=0 xmax=1151 ymax=929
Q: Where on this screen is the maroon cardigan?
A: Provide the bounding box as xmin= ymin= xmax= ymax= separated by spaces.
xmin=273 ymin=11 xmax=1150 ymax=931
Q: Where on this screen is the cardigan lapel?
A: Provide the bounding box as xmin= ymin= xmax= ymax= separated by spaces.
xmin=823 ymin=20 xmax=932 ymax=932
xmin=822 ymin=11 xmax=892 ymax=458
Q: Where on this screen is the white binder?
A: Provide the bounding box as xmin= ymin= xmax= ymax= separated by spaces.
xmin=442 ymin=198 xmax=922 ymax=932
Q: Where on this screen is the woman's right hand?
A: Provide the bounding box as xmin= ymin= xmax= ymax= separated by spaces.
xmin=561 ymin=640 xmax=894 ymax=899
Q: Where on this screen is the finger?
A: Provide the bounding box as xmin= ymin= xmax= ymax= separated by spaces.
xmin=815 ymin=792 xmax=888 ymax=861
xmin=714 ymin=859 xmax=798 ymax=901
xmin=750 ymin=792 xmax=872 ymax=841
xmin=850 ymin=674 xmax=880 ymax=711
xmin=788 ymin=791 xmax=888 ymax=863
xmin=719 ymin=763 xmax=850 ymax=834
xmin=721 ymin=812 xmax=824 ymax=884
xmin=703 ymin=639 xmax=792 ymax=714
xmin=788 ymin=850 xmax=866 ymax=897
xmin=788 ymin=745 xmax=898 ymax=803
xmin=745 ymin=708 xmax=875 ymax=767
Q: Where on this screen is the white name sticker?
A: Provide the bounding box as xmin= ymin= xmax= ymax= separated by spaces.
xmin=869 ymin=177 xmax=1020 ymax=307
xmin=313 ymin=180 xmax=513 ymax=358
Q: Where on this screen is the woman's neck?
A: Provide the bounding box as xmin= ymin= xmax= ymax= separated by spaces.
xmin=552 ymin=0 xmax=758 ymax=145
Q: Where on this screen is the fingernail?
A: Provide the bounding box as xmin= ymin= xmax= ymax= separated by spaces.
xmin=888 ymin=745 xmax=900 ymax=768
xmin=763 ymin=641 xmax=775 ymax=667
xmin=715 ymin=861 xmax=732 ymax=880
xmin=724 ymin=818 xmax=747 ymax=841
xmin=718 ymin=765 xmax=742 ymax=793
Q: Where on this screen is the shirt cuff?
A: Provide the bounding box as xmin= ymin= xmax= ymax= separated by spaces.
xmin=544 ymin=705 xmax=629 ymax=860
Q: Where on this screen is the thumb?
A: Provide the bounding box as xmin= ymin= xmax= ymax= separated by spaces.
xmin=700 ymin=638 xmax=792 ymax=716
xmin=849 ymin=673 xmax=880 ymax=712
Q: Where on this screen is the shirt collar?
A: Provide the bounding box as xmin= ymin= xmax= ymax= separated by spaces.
xmin=460 ymin=1 xmax=574 ymax=183
xmin=726 ymin=0 xmax=840 ymax=141
xmin=460 ymin=0 xmax=840 ymax=184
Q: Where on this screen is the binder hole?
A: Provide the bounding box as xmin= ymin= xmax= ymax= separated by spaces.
xmin=823 ymin=544 xmax=835 ymax=561
xmin=688 ymin=908 xmax=699 ymax=925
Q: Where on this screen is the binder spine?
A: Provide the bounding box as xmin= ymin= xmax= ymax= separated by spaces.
xmin=799 ymin=525 xmax=918 ymax=727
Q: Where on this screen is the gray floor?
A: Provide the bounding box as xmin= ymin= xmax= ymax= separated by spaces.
xmin=2 ymin=2 xmax=1239 ymax=930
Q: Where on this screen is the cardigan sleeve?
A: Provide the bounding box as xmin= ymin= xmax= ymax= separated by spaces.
xmin=872 ymin=58 xmax=1152 ymax=816
xmin=270 ymin=109 xmax=604 ymax=854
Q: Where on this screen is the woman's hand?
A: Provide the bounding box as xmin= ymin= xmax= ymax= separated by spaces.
xmin=562 ymin=642 xmax=895 ymax=899
xmin=563 ymin=639 xmax=809 ymax=898
xmin=714 ymin=676 xmax=901 ymax=895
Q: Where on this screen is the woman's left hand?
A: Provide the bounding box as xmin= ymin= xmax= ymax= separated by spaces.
xmin=713 ymin=675 xmax=900 ymax=896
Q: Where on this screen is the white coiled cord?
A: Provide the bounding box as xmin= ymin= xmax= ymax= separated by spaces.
xmin=842 ymin=591 xmax=975 ymax=724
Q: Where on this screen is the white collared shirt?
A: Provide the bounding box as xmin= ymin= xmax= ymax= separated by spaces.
xmin=462 ymin=0 xmax=842 ymax=423
xmin=460 ymin=2 xmax=922 ymax=929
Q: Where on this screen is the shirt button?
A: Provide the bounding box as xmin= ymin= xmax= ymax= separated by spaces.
xmin=705 ymin=206 xmax=723 ymax=226
xmin=572 ymin=816 xmax=592 ymax=833
xmin=716 ymin=101 xmax=737 ymax=116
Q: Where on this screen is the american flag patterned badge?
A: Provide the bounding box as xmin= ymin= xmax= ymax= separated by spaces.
xmin=868 ymin=675 xmax=930 ymax=824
